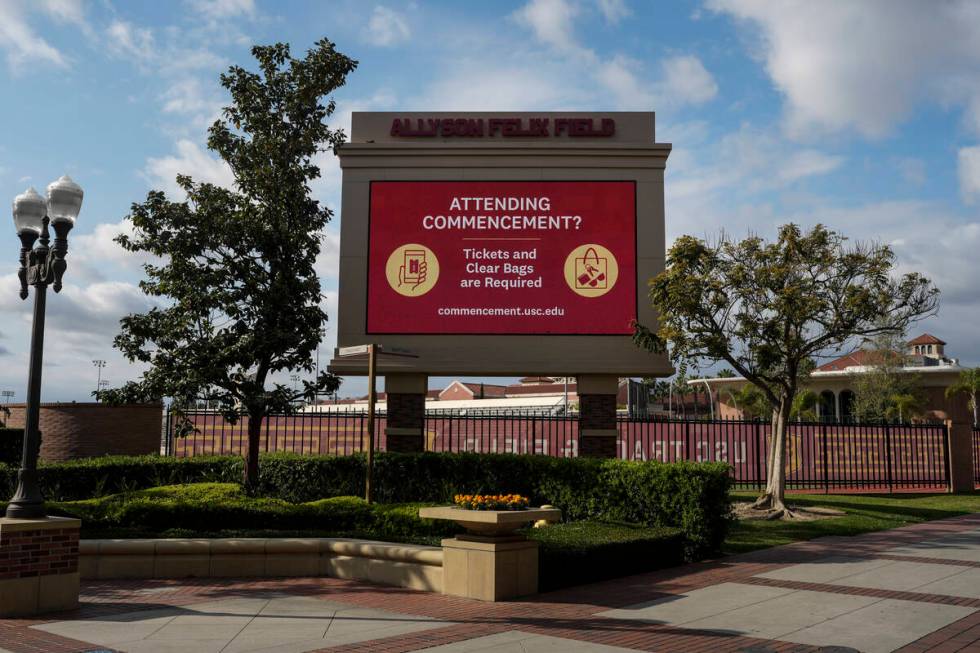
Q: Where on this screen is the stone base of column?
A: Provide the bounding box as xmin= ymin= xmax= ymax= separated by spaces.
xmin=0 ymin=516 xmax=80 ymax=617
xmin=577 ymin=375 xmax=620 ymax=458
xmin=580 ymin=428 xmax=619 ymax=457
xmin=385 ymin=426 xmax=425 ymax=453
xmin=441 ymin=537 xmax=538 ymax=601
xmin=385 ymin=374 xmax=427 ymax=454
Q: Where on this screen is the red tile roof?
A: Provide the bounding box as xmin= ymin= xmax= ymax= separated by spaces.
xmin=907 ymin=333 xmax=946 ymax=346
xmin=816 ymin=350 xmax=873 ymax=372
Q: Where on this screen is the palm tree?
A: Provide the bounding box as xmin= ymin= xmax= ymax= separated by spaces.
xmin=886 ymin=393 xmax=925 ymax=423
xmin=790 ymin=390 xmax=819 ymax=421
xmin=945 ymin=367 xmax=980 ymax=426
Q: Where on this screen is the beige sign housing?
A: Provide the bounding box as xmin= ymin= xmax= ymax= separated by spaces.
xmin=328 ymin=111 xmax=672 ymax=377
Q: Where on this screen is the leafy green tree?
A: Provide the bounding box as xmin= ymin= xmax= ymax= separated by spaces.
xmin=851 ymin=332 xmax=920 ymax=421
xmin=790 ymin=389 xmax=819 ymax=421
xmin=945 ymin=367 xmax=980 ymax=426
xmin=100 ymin=40 xmax=355 ymax=487
xmin=715 ymin=368 xmax=737 ymax=378
xmin=886 ymin=393 xmax=925 ymax=423
xmin=723 ymin=384 xmax=769 ymax=419
xmin=635 ymin=224 xmax=939 ymax=516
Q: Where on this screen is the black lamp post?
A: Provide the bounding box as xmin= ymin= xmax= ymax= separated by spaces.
xmin=6 ymin=176 xmax=83 ymax=519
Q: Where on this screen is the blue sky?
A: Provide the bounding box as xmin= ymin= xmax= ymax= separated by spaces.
xmin=1 ymin=0 xmax=980 ymax=402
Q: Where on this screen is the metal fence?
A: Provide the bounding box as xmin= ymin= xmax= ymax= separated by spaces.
xmin=165 ymin=410 xmax=951 ymax=492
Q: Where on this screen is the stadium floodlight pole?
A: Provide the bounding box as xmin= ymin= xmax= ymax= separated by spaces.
xmin=6 ymin=176 xmax=83 ymax=519
xmin=92 ymin=359 xmax=106 ymax=399
xmin=1 ymin=390 xmax=13 ymax=404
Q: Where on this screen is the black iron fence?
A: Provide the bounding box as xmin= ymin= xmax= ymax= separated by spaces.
xmin=164 ymin=409 xmax=951 ymax=492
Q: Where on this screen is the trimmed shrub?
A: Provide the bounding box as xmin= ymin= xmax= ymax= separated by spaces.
xmin=0 ymin=428 xmax=24 ymax=465
xmin=3 ymin=451 xmax=732 ymax=557
xmin=40 ymin=483 xmax=460 ymax=542
xmin=0 ymin=455 xmax=242 ymax=501
xmin=530 ymin=521 xmax=685 ymax=591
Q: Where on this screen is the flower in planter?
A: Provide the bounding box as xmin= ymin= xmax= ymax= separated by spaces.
xmin=453 ymin=494 xmax=530 ymax=511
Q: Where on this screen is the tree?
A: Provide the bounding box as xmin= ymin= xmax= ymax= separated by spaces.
xmin=790 ymin=389 xmax=819 ymax=421
xmin=945 ymin=367 xmax=980 ymax=426
xmin=99 ymin=40 xmax=355 ymax=487
xmin=635 ymin=224 xmax=939 ymax=516
xmin=851 ymin=332 xmax=920 ymax=422
xmin=886 ymin=393 xmax=925 ymax=423
xmin=723 ymin=384 xmax=769 ymax=419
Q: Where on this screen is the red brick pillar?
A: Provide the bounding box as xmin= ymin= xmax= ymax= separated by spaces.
xmin=577 ymin=375 xmax=620 ymax=458
xmin=384 ymin=374 xmax=427 ymax=453
xmin=0 ymin=517 xmax=80 ymax=616
xmin=943 ymin=392 xmax=975 ymax=493
xmin=945 ymin=420 xmax=975 ymax=493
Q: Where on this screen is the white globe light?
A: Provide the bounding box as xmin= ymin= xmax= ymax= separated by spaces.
xmin=46 ymin=175 xmax=83 ymax=225
xmin=12 ymin=187 xmax=45 ymax=235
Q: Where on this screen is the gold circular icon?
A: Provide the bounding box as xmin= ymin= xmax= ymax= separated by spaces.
xmin=385 ymin=244 xmax=440 ymax=297
xmin=564 ymin=244 xmax=618 ymax=298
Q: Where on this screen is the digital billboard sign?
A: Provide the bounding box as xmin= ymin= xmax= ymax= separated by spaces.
xmin=366 ymin=181 xmax=637 ymax=335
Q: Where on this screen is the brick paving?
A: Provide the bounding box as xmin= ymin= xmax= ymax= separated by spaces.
xmin=0 ymin=513 xmax=978 ymax=653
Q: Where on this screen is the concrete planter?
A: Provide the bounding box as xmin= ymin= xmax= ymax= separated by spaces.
xmin=419 ymin=505 xmax=563 ymax=601
xmin=418 ymin=506 xmax=561 ymax=539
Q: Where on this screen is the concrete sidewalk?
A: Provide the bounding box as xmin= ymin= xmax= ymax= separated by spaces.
xmin=1 ymin=513 xmax=978 ymax=653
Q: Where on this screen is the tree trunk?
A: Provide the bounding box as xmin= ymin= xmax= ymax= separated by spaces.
xmin=753 ymin=395 xmax=791 ymax=514
xmin=244 ymin=412 xmax=264 ymax=489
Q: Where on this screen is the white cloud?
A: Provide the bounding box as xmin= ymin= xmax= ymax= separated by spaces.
xmin=660 ymin=55 xmax=718 ymax=106
xmin=365 ymin=6 xmax=411 ymax=47
xmin=894 ymin=157 xmax=927 ymax=187
xmin=708 ymin=0 xmax=980 ymax=139
xmin=188 ymin=0 xmax=256 ymax=20
xmin=143 ymin=140 xmax=235 ymax=197
xmin=0 ymin=1 xmax=69 ymax=71
xmin=512 ymin=0 xmax=580 ymax=53
xmin=958 ymin=146 xmax=980 ymax=205
xmin=667 ymin=124 xmax=844 ymax=210
xmin=415 ymin=64 xmax=588 ymax=111
xmin=596 ymin=0 xmax=631 ymax=24
xmin=105 ymin=20 xmax=155 ymax=64
xmin=511 ymin=0 xmax=716 ymax=112
xmin=38 ymin=0 xmax=86 ymax=26
xmin=777 ymin=150 xmax=844 ymax=183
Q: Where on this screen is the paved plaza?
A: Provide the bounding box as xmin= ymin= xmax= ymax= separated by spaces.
xmin=1 ymin=513 xmax=979 ymax=653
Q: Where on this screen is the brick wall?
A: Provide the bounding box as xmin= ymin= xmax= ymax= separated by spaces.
xmin=387 ymin=393 xmax=425 ymax=430
xmin=438 ymin=383 xmax=474 ymax=401
xmin=579 ymin=394 xmax=618 ymax=458
xmin=579 ymin=394 xmax=617 ymax=430
xmin=0 ymin=526 xmax=79 ymax=581
xmin=4 ymin=403 xmax=162 ymax=461
xmin=386 ymin=393 xmax=425 ymax=453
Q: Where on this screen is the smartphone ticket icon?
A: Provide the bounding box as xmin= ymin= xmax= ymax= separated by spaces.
xmin=385 ymin=244 xmax=439 ymax=297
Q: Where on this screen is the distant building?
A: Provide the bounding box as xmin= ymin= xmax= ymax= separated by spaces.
xmin=697 ymin=333 xmax=969 ymax=422
xmin=308 ymin=377 xmax=645 ymax=414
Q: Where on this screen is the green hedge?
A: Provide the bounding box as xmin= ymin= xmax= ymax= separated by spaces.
xmin=0 ymin=455 xmax=242 ymax=501
xmin=528 ymin=521 xmax=685 ymax=591
xmin=0 ymin=428 xmax=23 ymax=465
xmin=0 ymin=452 xmax=732 ymax=557
xmin=42 ymin=483 xmax=460 ymax=543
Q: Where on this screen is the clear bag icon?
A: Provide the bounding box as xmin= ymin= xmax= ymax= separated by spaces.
xmin=575 ymin=247 xmax=607 ymax=289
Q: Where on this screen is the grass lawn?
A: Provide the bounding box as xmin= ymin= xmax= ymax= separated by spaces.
xmin=725 ymin=490 xmax=980 ymax=555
